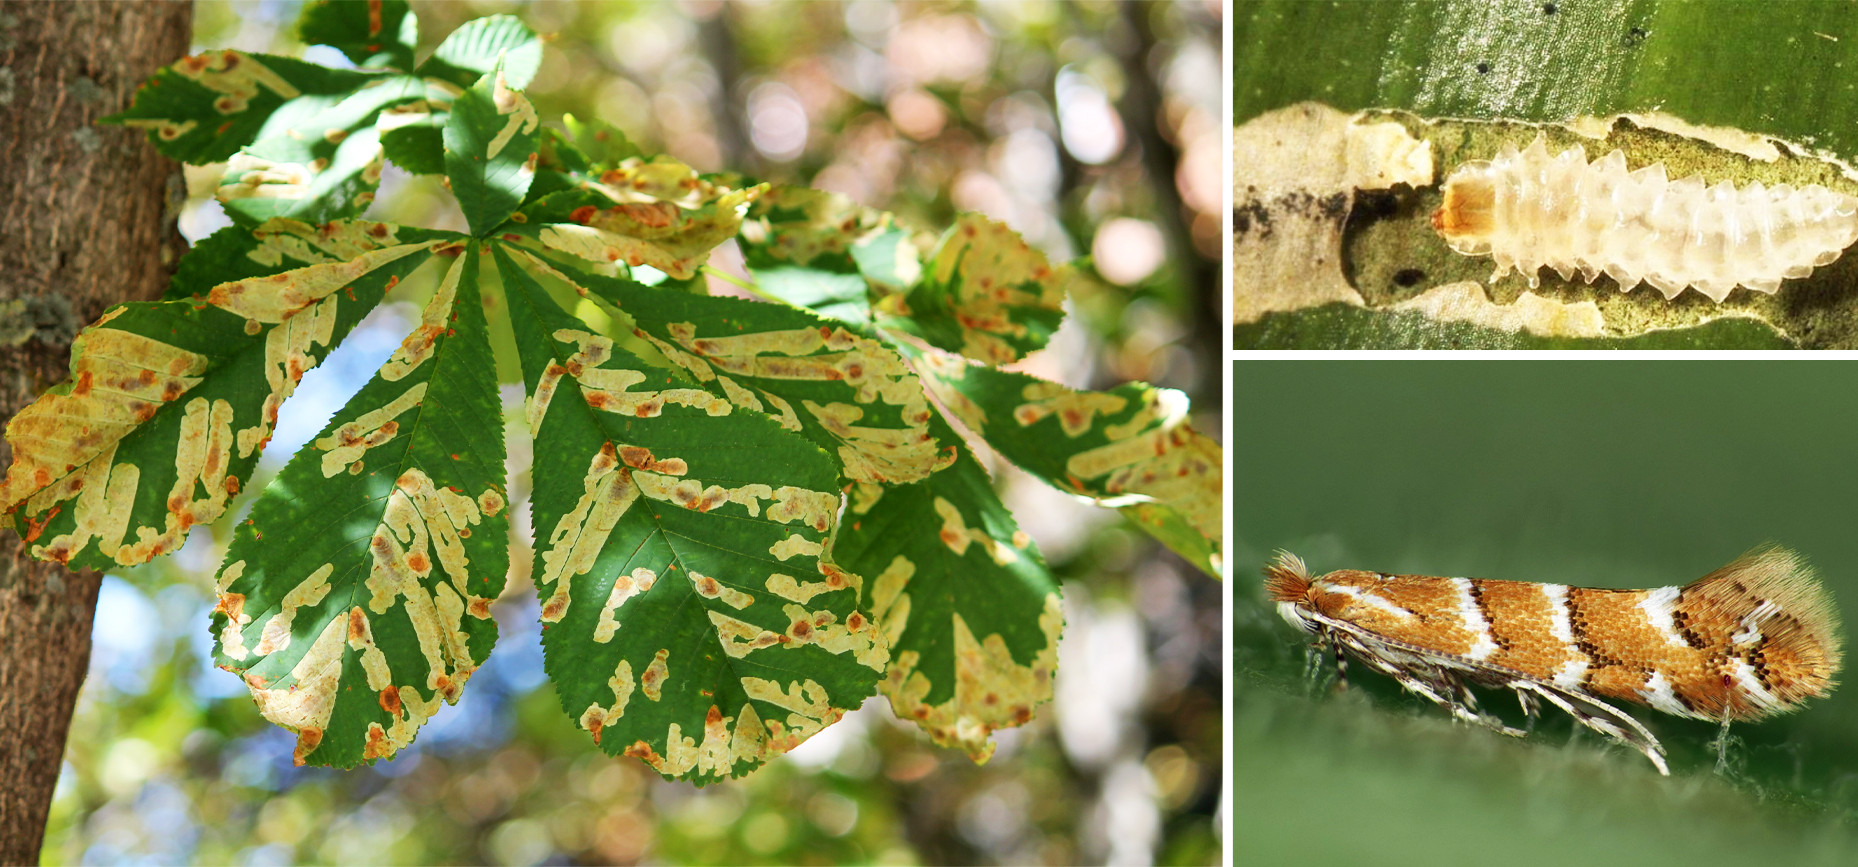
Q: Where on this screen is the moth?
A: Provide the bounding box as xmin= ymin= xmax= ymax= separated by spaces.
xmin=1265 ymin=547 xmax=1842 ymax=774
xmin=1432 ymin=134 xmax=1858 ymax=303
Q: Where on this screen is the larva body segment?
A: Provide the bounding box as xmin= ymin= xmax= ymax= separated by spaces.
xmin=1432 ymin=134 xmax=1858 ymax=302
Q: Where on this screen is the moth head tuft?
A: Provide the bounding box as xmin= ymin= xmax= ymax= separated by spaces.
xmin=1263 ymin=550 xmax=1313 ymax=603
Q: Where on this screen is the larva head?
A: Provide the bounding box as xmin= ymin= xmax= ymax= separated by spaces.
xmin=1685 ymin=547 xmax=1843 ymax=719
xmin=1432 ymin=161 xmax=1498 ymax=253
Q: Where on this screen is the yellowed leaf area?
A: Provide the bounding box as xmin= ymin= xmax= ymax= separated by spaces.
xmin=0 ymin=221 xmax=440 ymax=567
xmin=738 ymin=185 xmax=923 ymax=284
xmin=521 ymin=324 xmax=886 ymax=778
xmin=536 ymin=157 xmax=767 ymax=279
xmin=216 ymin=468 xmax=500 ymax=766
xmin=863 ymin=501 xmax=1062 ymax=761
xmin=487 ymin=69 xmax=541 ymax=160
xmin=514 ymin=248 xmax=948 ymax=485
xmin=890 ymin=214 xmax=1068 ymax=365
xmin=214 ymin=261 xmax=499 ymax=765
xmin=120 ymin=49 xmax=302 ymax=142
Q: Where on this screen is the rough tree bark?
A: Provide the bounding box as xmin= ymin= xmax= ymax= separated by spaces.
xmin=0 ymin=1 xmax=192 ymax=861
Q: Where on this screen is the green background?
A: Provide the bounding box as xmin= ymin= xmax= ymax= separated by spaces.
xmin=1234 ymin=361 xmax=1858 ymax=866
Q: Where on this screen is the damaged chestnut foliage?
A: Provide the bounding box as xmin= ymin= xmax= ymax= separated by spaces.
xmin=0 ymin=1 xmax=1221 ymax=784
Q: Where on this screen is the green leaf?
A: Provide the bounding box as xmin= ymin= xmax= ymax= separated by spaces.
xmin=297 ymin=0 xmax=418 ymax=71
xmin=523 ymin=120 xmax=646 ymax=206
xmin=418 ymin=14 xmax=543 ymax=91
xmin=444 ymin=68 xmax=540 ymax=237
xmin=1235 ymin=2 xmax=1858 ymax=161
xmin=496 ymin=244 xmax=887 ymax=783
xmin=0 ymin=220 xmax=453 ymax=570
xmin=877 ymin=214 xmax=1067 ymax=365
xmin=211 ymin=247 xmax=507 ymax=768
xmin=512 ymin=248 xmax=948 ymax=486
xmin=508 ymin=158 xmax=766 ymax=279
xmin=834 ymin=411 xmax=1062 ymax=761
xmin=103 ymin=50 xmax=380 ymax=163
xmin=914 ymin=350 xmax=1222 ymax=577
xmin=378 ymin=78 xmax=463 ymax=175
xmin=736 ymin=186 xmax=925 ymax=324
xmin=218 ymin=75 xmax=428 ymax=225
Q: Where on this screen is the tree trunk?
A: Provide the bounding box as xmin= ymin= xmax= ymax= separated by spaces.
xmin=0 ymin=1 xmax=192 ymax=861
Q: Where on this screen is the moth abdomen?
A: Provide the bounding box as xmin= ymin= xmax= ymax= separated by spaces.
xmin=1433 ymin=134 xmax=1858 ymax=303
xmin=1265 ymin=547 xmax=1843 ymax=773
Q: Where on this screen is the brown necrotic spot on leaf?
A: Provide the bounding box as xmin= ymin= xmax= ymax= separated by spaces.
xmin=641 ymin=649 xmax=670 ymax=701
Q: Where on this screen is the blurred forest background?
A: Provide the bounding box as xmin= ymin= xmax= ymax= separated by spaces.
xmin=37 ymin=1 xmax=1225 ymax=864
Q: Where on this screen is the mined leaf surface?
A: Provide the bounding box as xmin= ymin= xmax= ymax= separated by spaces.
xmin=211 ymin=248 xmax=507 ymax=768
xmin=508 ymin=158 xmax=766 ymax=279
xmin=525 ymin=120 xmax=646 ymax=206
xmin=878 ymin=214 xmax=1067 ymax=365
xmin=736 ymin=186 xmax=924 ymax=324
xmin=1 ymin=220 xmax=452 ymax=570
xmin=835 ymin=412 xmax=1061 ymax=761
xmin=297 ymin=0 xmax=419 ymax=71
xmin=915 ymin=351 xmax=1222 ymax=577
xmin=418 ymin=14 xmax=543 ymax=91
xmin=104 ymin=50 xmax=380 ymax=163
xmin=444 ymin=68 xmax=540 ymax=237
xmin=514 ymin=249 xmax=946 ymax=486
xmin=497 ymin=246 xmax=887 ymax=784
xmin=217 ymin=75 xmax=427 ymax=225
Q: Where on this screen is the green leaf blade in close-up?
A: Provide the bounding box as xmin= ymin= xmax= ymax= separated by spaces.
xmin=833 ymin=412 xmax=1063 ymax=762
xmin=210 ymin=247 xmax=508 ymax=769
xmin=510 ymin=164 xmax=766 ymax=280
xmin=0 ymin=220 xmax=445 ymax=572
xmin=443 ymin=68 xmax=540 ymax=237
xmin=296 ymin=0 xmax=419 ymax=72
xmin=736 ymin=185 xmax=925 ymax=325
xmin=497 ymin=245 xmax=888 ymax=785
xmin=1237 ymin=0 xmax=1858 ymax=159
xmin=417 ymin=14 xmax=543 ymax=92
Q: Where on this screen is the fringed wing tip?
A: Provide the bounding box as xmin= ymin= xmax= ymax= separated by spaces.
xmin=1262 ymin=550 xmax=1312 ymax=603
xmin=1693 ymin=545 xmax=1844 ymax=711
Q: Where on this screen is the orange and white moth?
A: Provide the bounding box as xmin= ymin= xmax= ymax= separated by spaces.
xmin=1265 ymin=547 xmax=1842 ymax=774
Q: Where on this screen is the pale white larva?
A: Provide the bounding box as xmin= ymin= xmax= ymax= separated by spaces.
xmin=1431 ymin=134 xmax=1858 ymax=302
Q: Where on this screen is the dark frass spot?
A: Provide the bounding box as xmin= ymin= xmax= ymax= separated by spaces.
xmin=1393 ymin=269 xmax=1426 ymax=288
xmin=1542 ymin=2 xmax=1557 ymax=14
xmin=1625 ymin=26 xmax=1649 ymax=46
xmin=1475 ymin=62 xmax=1490 ymax=74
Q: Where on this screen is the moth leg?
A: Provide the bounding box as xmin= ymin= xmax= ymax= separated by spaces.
xmin=1513 ymin=686 xmax=1541 ymax=735
xmin=1385 ymin=666 xmax=1526 ymax=738
xmin=1711 ymin=717 xmax=1742 ymax=777
xmin=1515 ymin=681 xmax=1669 ymax=775
xmin=1333 ymin=638 xmax=1348 ymax=690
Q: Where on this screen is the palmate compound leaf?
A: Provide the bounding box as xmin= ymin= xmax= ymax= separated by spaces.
xmin=496 ymin=245 xmax=888 ymax=784
xmin=876 ymin=214 xmax=1070 ymax=366
xmin=296 ymin=0 xmax=419 ymax=71
xmin=504 ymin=157 xmax=766 ymax=280
xmin=914 ymin=350 xmax=1223 ymax=577
xmin=507 ymin=248 xmax=948 ymax=486
xmin=104 ymin=49 xmax=382 ymax=164
xmin=0 ymin=220 xmax=456 ymax=571
xmin=212 ymin=247 xmax=507 ymax=767
xmin=833 ymin=409 xmax=1062 ymax=760
xmin=444 ymin=66 xmax=540 ymax=237
xmin=735 ymin=185 xmax=925 ymax=324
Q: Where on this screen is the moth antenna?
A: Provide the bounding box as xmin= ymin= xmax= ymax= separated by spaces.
xmin=1684 ymin=545 xmax=1844 ymax=718
xmin=1263 ymin=549 xmax=1312 ymax=602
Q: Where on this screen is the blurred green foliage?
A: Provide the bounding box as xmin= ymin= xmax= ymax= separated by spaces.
xmin=1234 ymin=361 xmax=1858 ymax=865
xmin=39 ymin=1 xmax=1224 ymax=864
